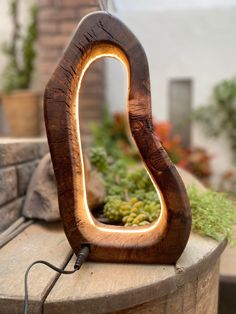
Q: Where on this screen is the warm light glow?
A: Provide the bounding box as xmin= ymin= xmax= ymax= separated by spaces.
xmin=75 ymin=44 xmax=167 ymax=234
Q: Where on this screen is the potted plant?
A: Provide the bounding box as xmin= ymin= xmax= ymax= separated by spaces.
xmin=1 ymin=0 xmax=39 ymax=137
xmin=89 ymin=108 xmax=236 ymax=241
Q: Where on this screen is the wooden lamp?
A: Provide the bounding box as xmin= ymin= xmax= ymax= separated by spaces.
xmin=44 ymin=11 xmax=191 ymax=264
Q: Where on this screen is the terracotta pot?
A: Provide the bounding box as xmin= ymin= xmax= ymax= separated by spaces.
xmin=1 ymin=90 xmax=40 ymax=137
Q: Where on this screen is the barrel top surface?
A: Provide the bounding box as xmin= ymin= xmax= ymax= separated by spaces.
xmin=0 ymin=220 xmax=226 ymax=314
xmin=0 ymin=168 xmax=228 ymax=314
xmin=44 ymin=232 xmax=226 ymax=314
xmin=0 ymin=222 xmax=71 ymax=314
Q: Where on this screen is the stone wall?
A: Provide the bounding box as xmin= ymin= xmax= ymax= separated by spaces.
xmin=36 ymin=0 xmax=104 ymax=144
xmin=0 ymin=138 xmax=48 ymax=232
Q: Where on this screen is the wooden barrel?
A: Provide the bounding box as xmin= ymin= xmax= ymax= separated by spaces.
xmin=44 ymin=233 xmax=226 ymax=314
xmin=0 ymin=220 xmax=226 ymax=314
xmin=0 ymin=163 xmax=227 ymax=314
xmin=43 ymin=168 xmax=226 ymax=314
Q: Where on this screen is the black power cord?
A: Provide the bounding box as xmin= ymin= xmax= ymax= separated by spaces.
xmin=23 ymin=245 xmax=90 ymax=314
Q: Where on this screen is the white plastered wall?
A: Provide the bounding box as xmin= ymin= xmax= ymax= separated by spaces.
xmin=105 ymin=5 xmax=236 ymax=181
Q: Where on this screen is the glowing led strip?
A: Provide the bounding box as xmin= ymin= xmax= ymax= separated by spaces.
xmin=75 ymin=48 xmax=167 ymax=234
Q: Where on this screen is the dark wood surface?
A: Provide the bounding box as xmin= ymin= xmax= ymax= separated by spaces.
xmin=44 ymin=11 xmax=191 ymax=263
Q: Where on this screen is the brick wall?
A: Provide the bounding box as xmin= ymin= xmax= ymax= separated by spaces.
xmin=0 ymin=139 xmax=48 ymax=232
xmin=37 ymin=0 xmax=105 ymax=145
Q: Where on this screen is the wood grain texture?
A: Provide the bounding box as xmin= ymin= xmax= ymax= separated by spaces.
xmin=44 ymin=234 xmax=225 ymax=314
xmin=0 ymin=222 xmax=72 ymax=314
xmin=44 ymin=11 xmax=191 ymax=263
xmin=220 ymin=225 xmax=236 ymax=280
xmin=112 ymin=261 xmax=220 ymax=314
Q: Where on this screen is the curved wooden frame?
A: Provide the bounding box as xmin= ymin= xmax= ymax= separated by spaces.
xmin=44 ymin=11 xmax=191 ymax=264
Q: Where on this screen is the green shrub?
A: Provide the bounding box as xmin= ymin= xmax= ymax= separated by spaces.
xmin=1 ymin=0 xmax=38 ymax=92
xmin=91 ymin=146 xmax=236 ymax=241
